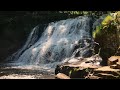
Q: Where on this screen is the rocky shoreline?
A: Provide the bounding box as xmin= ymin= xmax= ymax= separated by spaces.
xmin=55 ymin=56 xmax=120 ymax=79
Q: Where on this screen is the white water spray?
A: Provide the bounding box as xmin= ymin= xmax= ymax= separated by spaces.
xmin=6 ymin=16 xmax=95 ymax=69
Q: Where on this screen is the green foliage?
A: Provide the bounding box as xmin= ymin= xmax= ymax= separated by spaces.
xmin=93 ymin=25 xmax=102 ymax=38
xmin=85 ymin=68 xmax=91 ymax=73
xmin=85 ymin=68 xmax=89 ymax=72
xmin=102 ymin=15 xmax=114 ymax=27
xmin=73 ymin=67 xmax=80 ymax=71
xmin=115 ymin=11 xmax=120 ymax=24
xmin=69 ymin=70 xmax=72 ymax=77
xmin=59 ymin=11 xmax=112 ymax=18
xmin=68 ymin=67 xmax=80 ymax=77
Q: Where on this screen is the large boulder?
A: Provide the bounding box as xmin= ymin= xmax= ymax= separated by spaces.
xmin=93 ymin=12 xmax=120 ymax=65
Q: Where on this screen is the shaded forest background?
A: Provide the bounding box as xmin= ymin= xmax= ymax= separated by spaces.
xmin=0 ymin=11 xmax=115 ymax=62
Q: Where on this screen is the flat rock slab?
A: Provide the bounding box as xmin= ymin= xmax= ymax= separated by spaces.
xmin=110 ymin=64 xmax=118 ymax=69
xmin=55 ymin=62 xmax=100 ymax=79
xmin=63 ymin=64 xmax=100 ymax=69
xmin=55 ymin=64 xmax=120 ymax=79
xmin=93 ymin=66 xmax=120 ymax=79
xmin=94 ymin=66 xmax=120 ymax=72
xmin=55 ymin=55 xmax=120 ymax=79
xmin=55 ymin=73 xmax=70 ymax=79
xmin=108 ymin=56 xmax=120 ymax=66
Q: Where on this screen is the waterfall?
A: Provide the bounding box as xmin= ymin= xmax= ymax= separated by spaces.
xmin=6 ymin=16 xmax=95 ymax=69
xmin=6 ymin=25 xmax=42 ymax=62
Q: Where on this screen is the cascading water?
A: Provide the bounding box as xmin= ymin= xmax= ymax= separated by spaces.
xmin=6 ymin=16 xmax=96 ymax=69
xmin=6 ymin=25 xmax=42 ymax=62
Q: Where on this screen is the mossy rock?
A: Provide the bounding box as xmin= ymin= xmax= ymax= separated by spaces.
xmin=102 ymin=15 xmax=113 ymax=26
xmin=93 ymin=13 xmax=120 ymax=65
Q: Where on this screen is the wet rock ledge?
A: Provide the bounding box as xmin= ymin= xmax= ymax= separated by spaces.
xmin=55 ymin=56 xmax=120 ymax=79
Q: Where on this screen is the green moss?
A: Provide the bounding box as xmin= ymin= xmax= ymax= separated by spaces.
xmin=102 ymin=15 xmax=113 ymax=26
xmin=69 ymin=70 xmax=72 ymax=77
xmin=93 ymin=25 xmax=102 ymax=38
xmin=73 ymin=67 xmax=80 ymax=71
xmin=93 ymin=15 xmax=114 ymax=39
xmin=68 ymin=68 xmax=80 ymax=77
